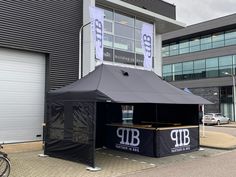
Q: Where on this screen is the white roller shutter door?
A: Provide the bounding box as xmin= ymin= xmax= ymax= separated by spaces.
xmin=0 ymin=48 xmax=45 ymax=143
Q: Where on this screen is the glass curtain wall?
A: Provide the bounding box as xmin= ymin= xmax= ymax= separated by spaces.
xmin=99 ymin=6 xmax=154 ymax=67
xmin=163 ymin=54 xmax=236 ymax=81
xmin=162 ymin=29 xmax=236 ymax=57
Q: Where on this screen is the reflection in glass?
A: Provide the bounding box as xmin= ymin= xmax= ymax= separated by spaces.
xmin=163 ymin=65 xmax=172 ymax=74
xmin=205 ymin=58 xmax=218 ymax=78
xmin=194 ymin=59 xmax=205 ymax=70
xmin=190 ymin=38 xmax=200 ymax=52
xmin=201 ymin=35 xmax=212 ymax=50
xmin=103 ymin=8 xmax=113 ymax=20
xmin=135 ymin=19 xmax=145 ymax=29
xmin=169 ymin=43 xmax=179 ymax=56
xmin=179 ymin=40 xmax=189 ymax=54
xmin=115 ymin=23 xmax=134 ymax=39
xmin=104 ymin=21 xmax=113 ymax=33
xmin=135 ymin=41 xmax=142 ymax=54
xmin=114 ymin=37 xmax=134 ymax=52
xmin=212 ymin=32 xmax=224 ymax=48
xmin=173 ymin=63 xmax=182 ymax=72
xmin=99 ymin=6 xmax=154 ymax=67
xmin=135 ymin=29 xmax=141 ymax=41
xmin=104 ymin=34 xmax=113 ymax=47
xmin=162 ymin=45 xmax=170 ymax=57
xmin=115 ymin=12 xmax=134 ymax=26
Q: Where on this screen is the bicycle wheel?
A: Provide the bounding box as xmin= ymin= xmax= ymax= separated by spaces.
xmin=0 ymin=156 xmax=10 ymax=177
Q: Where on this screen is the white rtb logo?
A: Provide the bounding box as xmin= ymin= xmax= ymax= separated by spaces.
xmin=170 ymin=129 xmax=190 ymax=147
xmin=116 ymin=128 xmax=140 ymax=146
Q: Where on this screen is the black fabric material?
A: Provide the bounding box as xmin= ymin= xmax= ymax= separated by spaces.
xmin=105 ymin=125 xmax=155 ymax=157
xmin=157 ymin=127 xmax=199 ymax=157
xmin=133 ymin=104 xmax=156 ymax=124
xmin=45 ymin=64 xmax=207 ymax=167
xmin=45 ymin=101 xmax=96 ymax=168
xmin=48 ymin=64 xmax=211 ymax=104
xmin=156 ymin=104 xmax=199 ymax=126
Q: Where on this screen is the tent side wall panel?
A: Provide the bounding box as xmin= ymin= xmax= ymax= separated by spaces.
xmin=45 ymin=101 xmax=96 ymax=167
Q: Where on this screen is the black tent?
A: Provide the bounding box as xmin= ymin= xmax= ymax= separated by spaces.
xmin=45 ymin=64 xmax=211 ymax=167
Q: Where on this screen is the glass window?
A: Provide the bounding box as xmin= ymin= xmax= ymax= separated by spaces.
xmin=219 ymin=55 xmax=232 ymax=66
xmin=212 ymin=32 xmax=224 ymax=48
xmin=183 ymin=61 xmax=193 ymax=80
xmin=206 ymin=57 xmax=219 ymax=78
xmin=183 ymin=61 xmax=193 ymax=71
xmin=173 ymin=63 xmax=182 ymax=72
xmin=103 ymin=8 xmax=113 ymax=20
xmin=162 ymin=45 xmax=170 ymax=57
xmin=163 ymin=65 xmax=172 ymax=73
xmin=104 ymin=21 xmax=113 ymax=33
xmin=135 ymin=41 xmax=142 ymax=54
xmin=104 ymin=34 xmax=113 ymax=47
xmin=114 ymin=36 xmax=134 ymax=52
xmin=135 ymin=29 xmax=141 ymax=41
xmin=190 ymin=38 xmax=200 ymax=52
xmin=225 ymin=29 xmax=236 ymax=39
xmin=225 ymin=29 xmax=236 ymax=46
xmin=179 ymin=40 xmax=190 ymax=54
xmin=99 ymin=6 xmax=154 ymax=67
xmin=201 ymin=35 xmax=212 ymax=50
xmin=115 ymin=12 xmax=134 ymax=26
xmin=169 ymin=43 xmax=179 ymax=56
xmin=193 ymin=60 xmax=206 ymax=79
xmin=206 ymin=57 xmax=218 ymax=68
xmin=115 ymin=23 xmax=134 ymax=39
xmin=194 ymin=59 xmax=205 ymax=69
xmin=135 ymin=19 xmax=146 ymax=29
xmin=173 ymin=63 xmax=182 ymax=81
xmin=219 ymin=56 xmax=232 ymax=77
xmin=163 ymin=72 xmax=173 ymax=82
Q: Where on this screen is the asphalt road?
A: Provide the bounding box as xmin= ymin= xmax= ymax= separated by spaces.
xmin=118 ymin=149 xmax=236 ymax=177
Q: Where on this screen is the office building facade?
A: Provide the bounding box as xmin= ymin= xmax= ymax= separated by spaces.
xmin=162 ymin=14 xmax=236 ymax=121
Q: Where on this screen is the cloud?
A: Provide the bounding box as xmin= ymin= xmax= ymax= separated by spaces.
xmin=165 ymin=0 xmax=236 ymax=25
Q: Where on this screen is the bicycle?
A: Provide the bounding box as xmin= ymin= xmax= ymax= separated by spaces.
xmin=0 ymin=144 xmax=11 ymax=177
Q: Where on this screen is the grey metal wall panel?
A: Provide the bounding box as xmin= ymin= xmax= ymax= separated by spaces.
xmin=121 ymin=0 xmax=176 ymax=19
xmin=169 ymin=77 xmax=233 ymax=89
xmin=190 ymin=87 xmax=220 ymax=113
xmin=163 ymin=13 xmax=236 ymax=42
xmin=0 ymin=1 xmax=83 ymax=90
xmin=163 ymin=45 xmax=236 ymax=65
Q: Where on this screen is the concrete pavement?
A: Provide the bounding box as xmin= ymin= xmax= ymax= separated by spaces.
xmin=3 ymin=124 xmax=236 ymax=177
xmin=199 ymin=122 xmax=236 ymax=150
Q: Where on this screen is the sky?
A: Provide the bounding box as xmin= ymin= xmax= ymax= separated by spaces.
xmin=164 ymin=0 xmax=236 ymax=26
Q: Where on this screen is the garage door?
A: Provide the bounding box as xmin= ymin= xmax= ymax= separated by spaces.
xmin=0 ymin=48 xmax=45 ymax=143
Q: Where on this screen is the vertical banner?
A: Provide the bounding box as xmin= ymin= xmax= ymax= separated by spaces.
xmin=90 ymin=6 xmax=104 ymax=61
xmin=141 ymin=23 xmax=153 ymax=70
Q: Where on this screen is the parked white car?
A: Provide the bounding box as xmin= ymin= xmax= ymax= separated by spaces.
xmin=203 ymin=113 xmax=230 ymax=125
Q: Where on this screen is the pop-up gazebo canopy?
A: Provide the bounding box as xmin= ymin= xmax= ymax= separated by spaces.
xmin=45 ymin=64 xmax=211 ymax=167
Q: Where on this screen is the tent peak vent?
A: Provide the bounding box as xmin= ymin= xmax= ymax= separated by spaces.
xmin=121 ymin=70 xmax=129 ymax=77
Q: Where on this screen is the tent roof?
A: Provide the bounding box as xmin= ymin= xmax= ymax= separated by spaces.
xmin=49 ymin=64 xmax=211 ymax=104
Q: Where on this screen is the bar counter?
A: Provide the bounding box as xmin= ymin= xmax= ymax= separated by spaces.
xmin=105 ymin=124 xmax=199 ymax=157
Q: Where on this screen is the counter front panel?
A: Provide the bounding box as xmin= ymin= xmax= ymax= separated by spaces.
xmin=157 ymin=126 xmax=199 ymax=157
xmin=105 ymin=124 xmax=155 ymax=157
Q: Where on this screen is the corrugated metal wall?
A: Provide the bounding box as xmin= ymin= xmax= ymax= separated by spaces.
xmin=0 ymin=1 xmax=83 ymax=90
